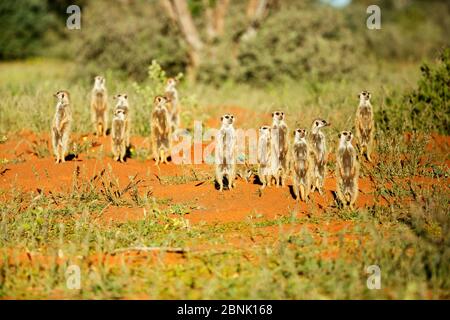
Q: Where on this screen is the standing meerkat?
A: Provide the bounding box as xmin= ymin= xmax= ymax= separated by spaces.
xmin=215 ymin=114 xmax=237 ymax=191
xmin=164 ymin=78 xmax=180 ymax=138
xmin=309 ymin=118 xmax=330 ymax=194
xmin=151 ymin=95 xmax=172 ymax=165
xmin=111 ymin=109 xmax=126 ymax=162
xmin=113 ymin=94 xmax=130 ymax=147
xmin=258 ymin=125 xmax=272 ymax=189
xmin=51 ymin=90 xmax=72 ymax=163
xmin=292 ymin=128 xmax=311 ymax=202
xmin=336 ymin=131 xmax=359 ymax=209
xmin=271 ymin=111 xmax=289 ymax=187
xmin=90 ymin=76 xmax=108 ymax=137
xmin=355 ymin=90 xmax=374 ymax=162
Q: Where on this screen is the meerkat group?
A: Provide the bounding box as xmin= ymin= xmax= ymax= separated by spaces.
xmin=50 ymin=79 xmax=373 ymax=209
xmin=51 ymin=75 xmax=183 ymax=165
xmin=214 ymin=90 xmax=374 ymax=210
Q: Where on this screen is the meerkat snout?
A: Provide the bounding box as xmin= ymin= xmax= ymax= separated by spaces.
xmin=339 ymin=130 xmax=353 ymax=142
xmin=154 ymin=95 xmax=167 ymax=107
xmin=221 ymin=114 xmax=235 ymax=126
xmin=294 ymin=128 xmax=307 ymax=140
xmin=313 ymin=119 xmax=330 ymax=130
xmin=358 ymin=90 xmax=371 ymax=102
xmin=272 ymin=111 xmax=285 ymax=122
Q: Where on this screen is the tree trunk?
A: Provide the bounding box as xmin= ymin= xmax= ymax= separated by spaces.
xmin=162 ymin=0 xmax=204 ymax=81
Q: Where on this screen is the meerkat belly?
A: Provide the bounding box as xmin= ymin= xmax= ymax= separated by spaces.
xmin=342 ymin=149 xmax=353 ymax=178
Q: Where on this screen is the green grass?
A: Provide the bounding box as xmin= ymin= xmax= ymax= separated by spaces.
xmin=0 ymin=59 xmax=448 ymax=299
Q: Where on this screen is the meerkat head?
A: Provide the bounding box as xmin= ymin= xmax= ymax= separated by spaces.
xmin=294 ymin=128 xmax=307 ymax=142
xmin=154 ymin=95 xmax=167 ymax=109
xmin=338 ymin=131 xmax=353 ymax=145
xmin=165 ymin=78 xmax=177 ymax=91
xmin=311 ymin=119 xmax=330 ymax=131
xmin=114 ymin=108 xmax=125 ymax=120
xmin=358 ymin=90 xmax=371 ymax=104
xmin=54 ymin=90 xmax=70 ymax=104
xmin=259 ymin=125 xmax=271 ymax=137
xmin=220 ymin=114 xmax=235 ymax=127
xmin=114 ymin=94 xmax=128 ymax=105
xmin=272 ymin=111 xmax=285 ymax=123
xmin=94 ymin=76 xmax=106 ymax=89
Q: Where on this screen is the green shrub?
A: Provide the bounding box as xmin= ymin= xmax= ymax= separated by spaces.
xmin=0 ymin=0 xmax=54 ymax=59
xmin=377 ymin=47 xmax=450 ymax=134
xmin=72 ymin=0 xmax=189 ymax=81
xmin=198 ymin=2 xmax=363 ymax=85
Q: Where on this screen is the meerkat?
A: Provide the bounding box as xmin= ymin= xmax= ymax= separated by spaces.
xmin=309 ymin=118 xmax=330 ymax=194
xmin=164 ymin=77 xmax=180 ymax=138
xmin=258 ymin=125 xmax=272 ymax=189
xmin=292 ymin=128 xmax=311 ymax=202
xmin=271 ymin=111 xmax=289 ymax=187
xmin=151 ymin=95 xmax=172 ymax=165
xmin=336 ymin=131 xmax=359 ymax=209
xmin=355 ymin=90 xmax=374 ymax=162
xmin=51 ymin=90 xmax=72 ymax=163
xmin=111 ymin=109 xmax=126 ymax=162
xmin=215 ymin=114 xmax=237 ymax=191
xmin=113 ymin=94 xmax=130 ymax=147
xmin=90 ymin=76 xmax=108 ymax=137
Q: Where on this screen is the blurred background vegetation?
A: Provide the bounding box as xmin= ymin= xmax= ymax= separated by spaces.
xmin=1 ymin=0 xmax=449 ymax=82
xmin=0 ymin=0 xmax=449 ymax=133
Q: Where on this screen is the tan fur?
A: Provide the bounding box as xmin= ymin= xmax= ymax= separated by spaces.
xmin=258 ymin=126 xmax=272 ymax=189
xmin=111 ymin=109 xmax=126 ymax=162
xmin=336 ymin=131 xmax=359 ymax=209
xmin=355 ymin=91 xmax=374 ymax=162
xmin=309 ymin=118 xmax=330 ymax=195
xmin=270 ymin=111 xmax=289 ymax=187
xmin=90 ymin=76 xmax=108 ymax=137
xmin=51 ymin=90 xmax=72 ymax=163
xmin=215 ymin=114 xmax=237 ymax=191
xmin=151 ymin=96 xmax=172 ymax=165
xmin=164 ymin=78 xmax=180 ymax=139
xmin=113 ymin=94 xmax=130 ymax=147
xmin=292 ymin=129 xmax=311 ymax=202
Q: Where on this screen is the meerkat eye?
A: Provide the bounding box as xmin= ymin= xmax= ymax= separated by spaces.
xmin=315 ymin=121 xmax=319 ymax=126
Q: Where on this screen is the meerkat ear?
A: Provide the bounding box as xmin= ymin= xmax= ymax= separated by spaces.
xmin=220 ymin=116 xmax=223 ymax=121
xmin=338 ymin=133 xmax=341 ymax=139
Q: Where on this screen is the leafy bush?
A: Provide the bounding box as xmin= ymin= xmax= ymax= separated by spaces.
xmin=72 ymin=0 xmax=189 ymax=81
xmin=0 ymin=0 xmax=54 ymax=59
xmin=198 ymin=2 xmax=363 ymax=85
xmin=377 ymin=47 xmax=450 ymax=134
